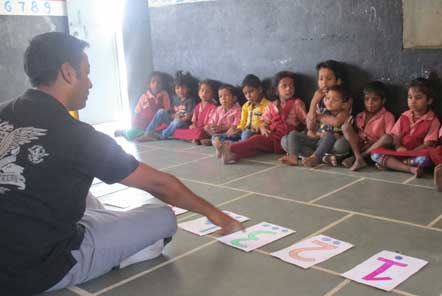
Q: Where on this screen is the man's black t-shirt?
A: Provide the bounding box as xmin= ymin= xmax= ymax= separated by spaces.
xmin=0 ymin=89 xmax=139 ymax=295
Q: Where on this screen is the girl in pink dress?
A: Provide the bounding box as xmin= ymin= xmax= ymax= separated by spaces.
xmin=204 ymin=84 xmax=241 ymax=146
xmin=172 ymin=80 xmax=218 ymax=144
xmin=371 ymin=77 xmax=440 ymax=177
xmin=214 ymin=71 xmax=307 ymax=164
xmin=114 ymin=72 xmax=170 ymax=140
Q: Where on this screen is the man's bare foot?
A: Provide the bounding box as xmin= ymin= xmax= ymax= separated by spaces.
xmin=192 ymin=139 xmax=201 ymax=145
xmin=279 ymin=155 xmax=298 ymax=166
xmin=342 ymin=156 xmax=355 ymax=168
xmin=434 ymin=164 xmax=442 ymax=192
xmin=303 ymin=154 xmax=320 ymax=167
xmin=350 ymin=158 xmax=368 ymax=171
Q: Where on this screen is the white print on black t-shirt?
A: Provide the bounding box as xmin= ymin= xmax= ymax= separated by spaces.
xmin=0 ymin=121 xmax=47 ymax=193
xmin=28 ymin=145 xmax=49 ymax=164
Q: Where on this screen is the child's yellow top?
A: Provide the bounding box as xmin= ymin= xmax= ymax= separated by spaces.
xmin=237 ymin=98 xmax=271 ymax=130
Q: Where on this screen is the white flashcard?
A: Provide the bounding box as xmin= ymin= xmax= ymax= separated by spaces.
xmin=102 ymin=188 xmax=155 ymax=210
xmin=92 ymin=178 xmax=102 ymax=185
xmin=342 ymin=250 xmax=428 ymax=291
xmin=169 ymin=205 xmax=188 ymax=216
xmin=90 ymin=182 xmax=127 ymax=197
xmin=217 ymin=222 xmax=295 ymax=252
xmin=178 ymin=211 xmax=250 ymax=236
xmin=271 ymin=235 xmax=353 ymax=269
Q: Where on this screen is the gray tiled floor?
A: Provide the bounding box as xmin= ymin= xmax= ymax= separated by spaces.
xmin=43 ymin=126 xmax=442 ymax=296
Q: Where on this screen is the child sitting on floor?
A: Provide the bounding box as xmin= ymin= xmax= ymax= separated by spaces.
xmin=218 ymin=74 xmax=271 ymax=143
xmin=136 ymin=71 xmax=196 ymax=141
xmin=204 ymin=84 xmax=242 ymax=146
xmin=281 ymin=85 xmax=351 ymax=167
xmin=114 ymin=72 xmax=170 ymax=141
xmin=432 ymin=127 xmax=442 ymax=191
xmin=341 ymin=81 xmax=395 ymax=171
xmin=173 ymin=80 xmax=218 ymax=144
xmin=281 ymin=60 xmax=350 ymax=166
xmin=214 ymin=71 xmax=307 ymax=164
xmin=371 ymin=77 xmax=440 ymax=177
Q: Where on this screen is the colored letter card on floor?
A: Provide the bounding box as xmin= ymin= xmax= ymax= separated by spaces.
xmin=178 ymin=211 xmax=250 ymax=236
xmin=271 ymin=235 xmax=353 ymax=269
xmin=342 ymin=250 xmax=428 ymax=291
xmin=217 ymin=222 xmax=295 ymax=252
xmin=169 ymin=205 xmax=188 ymax=216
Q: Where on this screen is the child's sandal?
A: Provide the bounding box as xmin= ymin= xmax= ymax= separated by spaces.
xmin=322 ymin=154 xmax=338 ymax=167
xmin=375 ymin=163 xmax=385 ymax=171
xmin=303 ymin=155 xmax=320 ymax=167
xmin=342 ymin=156 xmax=355 ymax=168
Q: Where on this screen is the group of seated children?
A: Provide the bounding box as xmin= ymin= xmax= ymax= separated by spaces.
xmin=114 ymin=61 xmax=442 ymax=191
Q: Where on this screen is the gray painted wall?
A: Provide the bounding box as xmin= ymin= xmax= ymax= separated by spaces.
xmin=0 ymin=16 xmax=66 ymax=101
xmin=149 ymin=0 xmax=442 ymax=115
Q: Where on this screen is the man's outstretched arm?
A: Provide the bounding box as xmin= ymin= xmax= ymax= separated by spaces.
xmin=121 ymin=162 xmax=244 ymax=235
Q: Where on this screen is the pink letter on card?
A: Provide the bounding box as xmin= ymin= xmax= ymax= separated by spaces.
xmin=363 ymin=257 xmax=408 ymax=281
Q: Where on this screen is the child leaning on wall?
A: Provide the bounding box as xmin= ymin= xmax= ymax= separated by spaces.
xmin=136 ymin=71 xmax=197 ymax=141
xmin=340 ymin=81 xmax=395 ymax=171
xmin=214 ymin=71 xmax=307 ymax=164
xmin=215 ymin=74 xmax=271 ymax=143
xmin=114 ymin=71 xmax=170 ymax=141
xmin=371 ymin=77 xmax=440 ymax=177
xmin=204 ymin=84 xmax=242 ymax=146
xmin=172 ymin=80 xmax=218 ymax=144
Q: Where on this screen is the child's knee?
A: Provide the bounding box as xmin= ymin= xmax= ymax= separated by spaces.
xmin=333 ymin=139 xmax=350 ymax=155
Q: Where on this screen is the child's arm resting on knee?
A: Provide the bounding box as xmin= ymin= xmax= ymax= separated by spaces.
xmin=120 ymin=163 xmax=244 ymax=234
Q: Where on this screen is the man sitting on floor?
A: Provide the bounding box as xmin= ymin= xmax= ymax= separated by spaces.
xmin=0 ymin=32 xmax=243 ymax=295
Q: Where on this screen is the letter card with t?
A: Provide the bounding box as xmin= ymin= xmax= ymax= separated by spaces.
xmin=271 ymin=235 xmax=353 ymax=269
xmin=217 ymin=222 xmax=295 ymax=252
xmin=178 ymin=211 xmax=249 ymax=236
xmin=342 ymin=250 xmax=428 ymax=291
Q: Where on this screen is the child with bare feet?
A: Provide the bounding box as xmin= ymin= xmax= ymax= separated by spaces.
xmin=281 ymin=60 xmax=350 ymax=167
xmin=371 ymin=77 xmax=440 ymax=178
xmin=341 ymin=81 xmax=395 ymax=171
xmin=282 ymin=85 xmax=351 ymax=167
xmin=214 ymin=71 xmax=306 ymax=164
xmin=205 ymin=84 xmax=241 ymax=146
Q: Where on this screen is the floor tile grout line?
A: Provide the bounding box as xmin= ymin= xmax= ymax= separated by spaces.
xmin=308 ymin=178 xmax=366 ymax=204
xmin=427 ymin=212 xmax=442 ymax=227
xmin=307 ymin=167 xmax=434 ymax=190
xmin=93 ymin=187 xmax=129 ymax=199
xmin=322 ymin=279 xmax=351 ymax=296
xmin=131 ymin=142 xmax=433 ymax=190
xmin=177 ymin=192 xmax=254 ymax=223
xmin=68 ymin=286 xmax=95 ymax=296
xmin=93 ymin=240 xmax=218 ymax=295
xmin=179 ymin=177 xmax=442 ymax=233
xmin=220 ymin=165 xmax=282 ymax=186
xmin=301 ymin=213 xmax=354 ymax=240
xmin=136 ymin=144 xmax=213 ymax=156
xmin=242 ymin=159 xmax=280 ymax=165
xmin=159 ymin=155 xmax=214 ymax=171
xmin=402 ymin=175 xmax=416 ymax=184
